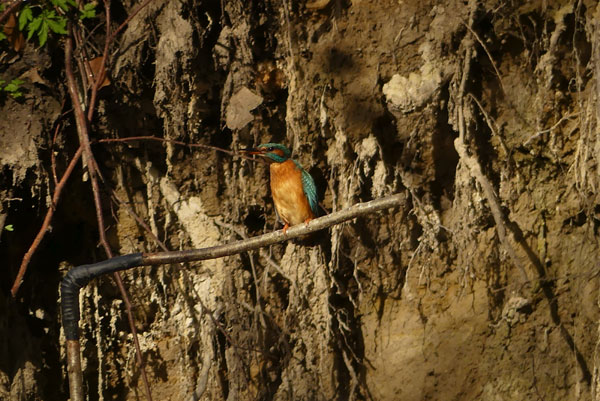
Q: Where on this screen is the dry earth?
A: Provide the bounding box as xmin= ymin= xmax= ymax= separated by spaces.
xmin=1 ymin=0 xmax=600 ymax=400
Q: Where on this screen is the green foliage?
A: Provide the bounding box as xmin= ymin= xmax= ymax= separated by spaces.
xmin=18 ymin=6 xmax=33 ymax=31
xmin=0 ymin=78 xmax=25 ymax=98
xmin=19 ymin=5 xmax=67 ymax=47
xmin=79 ymin=3 xmax=96 ymax=20
xmin=4 ymin=224 xmax=14 ymax=232
xmin=14 ymin=0 xmax=97 ymax=47
xmin=49 ymin=0 xmax=95 ymax=19
xmin=51 ymin=0 xmax=77 ymax=13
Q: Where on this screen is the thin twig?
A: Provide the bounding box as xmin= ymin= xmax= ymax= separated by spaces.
xmin=109 ymin=188 xmax=168 ymax=252
xmin=96 ymin=135 xmax=260 ymax=162
xmin=524 ymin=111 xmax=580 ymax=145
xmin=109 ymin=0 xmax=156 ymax=43
xmin=72 ymin=24 xmax=91 ymax=99
xmin=468 ymin=94 xmax=510 ymax=156
xmin=10 ymin=147 xmax=84 ymax=297
xmin=462 ymin=21 xmax=506 ymax=95
xmin=50 ymin=123 xmax=63 ymax=186
xmin=49 ymin=102 xmax=71 ymax=186
xmin=87 ymin=0 xmax=111 ymax=122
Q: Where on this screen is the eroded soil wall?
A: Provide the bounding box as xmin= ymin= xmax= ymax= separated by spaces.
xmin=1 ymin=0 xmax=600 ymax=400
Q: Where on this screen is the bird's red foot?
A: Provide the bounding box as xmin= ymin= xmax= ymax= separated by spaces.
xmin=282 ymin=223 xmax=290 ymax=234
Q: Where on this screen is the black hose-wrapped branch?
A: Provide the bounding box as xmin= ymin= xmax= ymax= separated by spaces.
xmin=61 ymin=253 xmax=144 ymax=340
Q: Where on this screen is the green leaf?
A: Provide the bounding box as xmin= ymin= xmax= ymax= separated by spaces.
xmin=4 ymin=224 xmax=14 ymax=232
xmin=18 ymin=5 xmax=33 ymax=31
xmin=4 ymin=79 xmax=24 ymax=97
xmin=46 ymin=16 xmax=67 ymax=34
xmin=0 ymin=32 xmax=6 ymax=41
xmin=27 ymin=16 xmax=42 ymax=41
xmin=6 ymin=78 xmax=24 ymax=88
xmin=80 ymin=3 xmax=96 ymax=20
xmin=38 ymin=21 xmax=48 ymax=47
xmin=51 ymin=0 xmax=71 ymax=12
xmin=0 ymin=80 xmax=5 ymax=87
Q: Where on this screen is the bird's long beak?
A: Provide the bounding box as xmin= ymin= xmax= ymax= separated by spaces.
xmin=241 ymin=147 xmax=265 ymax=155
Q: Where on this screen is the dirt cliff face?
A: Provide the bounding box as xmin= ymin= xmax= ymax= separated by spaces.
xmin=1 ymin=0 xmax=600 ymax=400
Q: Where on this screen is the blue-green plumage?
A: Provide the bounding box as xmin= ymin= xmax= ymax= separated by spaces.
xmin=296 ymin=161 xmax=319 ymax=216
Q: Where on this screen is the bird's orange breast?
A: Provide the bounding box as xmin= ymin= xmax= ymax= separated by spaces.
xmin=270 ymin=160 xmax=314 ymax=226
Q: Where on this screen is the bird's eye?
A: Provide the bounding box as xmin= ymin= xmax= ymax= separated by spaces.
xmin=267 ymin=147 xmax=274 ymax=151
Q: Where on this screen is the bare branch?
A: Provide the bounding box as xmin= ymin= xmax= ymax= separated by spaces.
xmin=11 ymin=147 xmax=84 ymax=297
xmin=109 ymin=0 xmax=156 ymax=43
xmin=142 ymin=193 xmax=406 ymax=265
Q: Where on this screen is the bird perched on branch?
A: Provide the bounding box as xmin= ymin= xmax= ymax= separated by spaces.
xmin=243 ymin=143 xmax=318 ymax=233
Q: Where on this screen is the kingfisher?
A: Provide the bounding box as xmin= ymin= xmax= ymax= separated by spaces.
xmin=243 ymin=143 xmax=318 ymax=233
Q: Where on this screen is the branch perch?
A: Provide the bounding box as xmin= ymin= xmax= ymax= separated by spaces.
xmin=60 ymin=193 xmax=405 ymax=398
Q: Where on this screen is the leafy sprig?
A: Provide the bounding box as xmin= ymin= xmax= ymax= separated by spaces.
xmin=79 ymin=3 xmax=96 ymax=20
xmin=0 ymin=79 xmax=25 ymax=98
xmin=14 ymin=0 xmax=97 ymax=47
xmin=19 ymin=6 xmax=67 ymax=47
